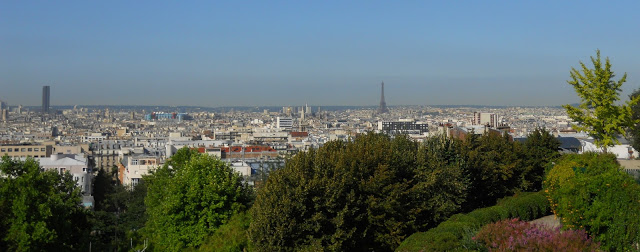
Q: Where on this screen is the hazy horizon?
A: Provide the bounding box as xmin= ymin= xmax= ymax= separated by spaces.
xmin=2 ymin=1 xmax=639 ymax=107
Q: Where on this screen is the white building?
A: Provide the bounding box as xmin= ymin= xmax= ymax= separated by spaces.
xmin=581 ymin=139 xmax=639 ymax=159
xmin=473 ymin=112 xmax=499 ymax=127
xmin=35 ymin=154 xmax=92 ymax=195
xmin=276 ymin=117 xmax=293 ymax=130
xmin=122 ymin=156 xmax=160 ymax=187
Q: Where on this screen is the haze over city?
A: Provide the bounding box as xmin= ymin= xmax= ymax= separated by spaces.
xmin=2 ymin=1 xmax=639 ymax=107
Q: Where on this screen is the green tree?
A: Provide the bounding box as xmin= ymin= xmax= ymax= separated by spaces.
xmin=461 ymin=132 xmax=524 ymax=211
xmin=194 ymin=211 xmax=252 ymax=252
xmin=0 ymin=156 xmax=91 ymax=251
xmin=563 ymin=50 xmax=640 ymax=151
xmin=249 ymin=133 xmax=468 ymax=251
xmin=628 ymin=88 xmax=640 ymax=155
xmin=521 ymin=128 xmax=561 ymax=191
xmin=144 ymin=148 xmax=253 ymax=251
xmin=90 ymin=166 xmax=148 ymax=251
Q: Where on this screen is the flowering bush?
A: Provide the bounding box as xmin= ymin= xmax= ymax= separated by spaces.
xmin=474 ymin=219 xmax=600 ymax=251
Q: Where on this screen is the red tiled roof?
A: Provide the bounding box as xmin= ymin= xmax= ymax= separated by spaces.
xmin=290 ymin=132 xmax=309 ymax=137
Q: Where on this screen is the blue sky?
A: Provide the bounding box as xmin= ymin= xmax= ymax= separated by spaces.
xmin=1 ymin=1 xmax=639 ymax=107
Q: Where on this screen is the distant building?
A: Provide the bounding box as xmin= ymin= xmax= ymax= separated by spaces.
xmin=472 ymin=112 xmax=499 ymax=127
xmin=378 ymin=120 xmax=428 ymax=135
xmin=276 ymin=117 xmax=293 ymax=130
xmin=1 ymin=143 xmax=53 ymax=158
xmin=144 ymin=112 xmax=191 ymax=121
xmin=42 ymin=85 xmax=50 ymax=114
xmin=220 ymin=145 xmax=278 ymax=160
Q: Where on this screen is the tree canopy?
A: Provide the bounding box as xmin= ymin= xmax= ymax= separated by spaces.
xmin=249 ymin=131 xmax=561 ymax=251
xmin=628 ymin=88 xmax=640 ymax=154
xmin=563 ymin=50 xmax=640 ymax=151
xmin=0 ymin=156 xmax=91 ymax=251
xmin=144 ymin=148 xmax=253 ymax=251
xmin=249 ymin=133 xmax=469 ymax=251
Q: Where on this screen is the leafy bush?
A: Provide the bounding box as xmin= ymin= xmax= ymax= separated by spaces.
xmin=544 ymin=153 xmax=640 ymax=251
xmin=397 ymin=192 xmax=550 ymax=251
xmin=473 ymin=218 xmax=600 ymax=251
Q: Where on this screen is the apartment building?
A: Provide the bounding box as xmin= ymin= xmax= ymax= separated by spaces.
xmin=0 ymin=143 xmax=53 ymax=158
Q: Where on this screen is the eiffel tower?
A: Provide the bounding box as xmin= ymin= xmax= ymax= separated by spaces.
xmin=377 ymin=81 xmax=389 ymax=114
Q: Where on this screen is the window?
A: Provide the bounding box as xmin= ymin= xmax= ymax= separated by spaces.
xmin=41 ymin=148 xmax=46 ymax=151
xmin=1 ymin=148 xmax=5 ymax=152
xmin=27 ymin=148 xmax=32 ymax=152
xmin=60 ymin=168 xmax=66 ymax=174
xmin=82 ymin=168 xmax=87 ymax=172
xmin=21 ymin=148 xmax=26 ymax=152
xmin=14 ymin=148 xmax=18 ymax=152
xmin=132 ymin=159 xmax=138 ymax=165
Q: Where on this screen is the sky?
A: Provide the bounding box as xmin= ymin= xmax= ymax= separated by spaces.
xmin=1 ymin=1 xmax=639 ymax=107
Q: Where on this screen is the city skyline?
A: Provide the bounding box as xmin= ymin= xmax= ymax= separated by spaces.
xmin=2 ymin=1 xmax=640 ymax=107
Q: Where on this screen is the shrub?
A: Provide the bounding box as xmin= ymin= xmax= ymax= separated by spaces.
xmin=397 ymin=192 xmax=550 ymax=251
xmin=544 ymin=153 xmax=640 ymax=251
xmin=474 ymin=218 xmax=600 ymax=251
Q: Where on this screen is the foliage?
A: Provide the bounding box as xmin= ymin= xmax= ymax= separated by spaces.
xmin=0 ymin=156 xmax=91 ymax=251
xmin=473 ymin=218 xmax=600 ymax=251
xmin=521 ymin=128 xmax=561 ymax=191
xmin=544 ymin=153 xmax=640 ymax=251
xmin=195 ymin=211 xmax=252 ymax=252
xmin=563 ymin=50 xmax=640 ymax=151
xmin=249 ymin=133 xmax=468 ymax=251
xmin=628 ymin=88 xmax=640 ymax=154
xmin=144 ymin=147 xmax=253 ymax=251
xmin=397 ymin=192 xmax=550 ymax=252
xmin=460 ymin=132 xmax=525 ymax=211
xmin=89 ymin=166 xmax=148 ymax=251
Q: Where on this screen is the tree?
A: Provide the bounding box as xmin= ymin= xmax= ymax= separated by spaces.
xmin=521 ymin=128 xmax=560 ymax=191
xmin=563 ymin=50 xmax=640 ymax=151
xmin=144 ymin=148 xmax=253 ymax=251
xmin=0 ymin=156 xmax=91 ymax=251
xmin=89 ymin=166 xmax=148 ymax=251
xmin=628 ymin=89 xmax=640 ymax=154
xmin=249 ymin=133 xmax=468 ymax=251
xmin=460 ymin=132 xmax=524 ymax=211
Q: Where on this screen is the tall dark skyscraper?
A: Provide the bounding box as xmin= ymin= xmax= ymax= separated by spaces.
xmin=377 ymin=81 xmax=389 ymax=114
xmin=42 ymin=85 xmax=50 ymax=113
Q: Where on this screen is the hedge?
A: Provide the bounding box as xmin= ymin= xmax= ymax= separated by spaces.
xmin=396 ymin=192 xmax=550 ymax=251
